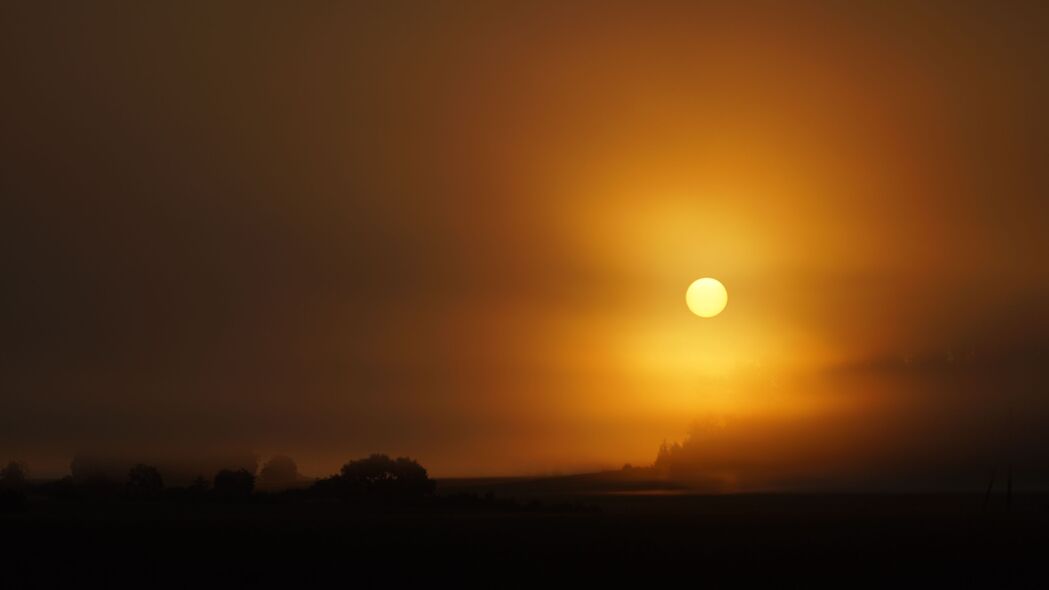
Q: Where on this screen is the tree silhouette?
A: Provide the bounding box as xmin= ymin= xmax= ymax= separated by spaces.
xmin=0 ymin=461 xmax=28 ymax=489
xmin=316 ymin=454 xmax=435 ymax=500
xmin=655 ymin=441 xmax=672 ymax=472
xmin=258 ymin=455 xmax=300 ymax=490
xmin=126 ymin=464 xmax=164 ymax=498
xmin=213 ymin=468 xmax=255 ymax=500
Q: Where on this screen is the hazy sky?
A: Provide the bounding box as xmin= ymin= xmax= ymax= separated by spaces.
xmin=2 ymin=1 xmax=1048 ymax=485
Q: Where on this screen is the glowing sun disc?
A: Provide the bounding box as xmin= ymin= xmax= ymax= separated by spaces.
xmin=686 ymin=277 xmax=728 ymax=318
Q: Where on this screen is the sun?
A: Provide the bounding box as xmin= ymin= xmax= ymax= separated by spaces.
xmin=686 ymin=277 xmax=728 ymax=318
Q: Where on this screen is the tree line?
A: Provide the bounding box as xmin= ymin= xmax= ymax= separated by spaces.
xmin=0 ymin=453 xmax=434 ymax=507
xmin=0 ymin=454 xmax=595 ymax=514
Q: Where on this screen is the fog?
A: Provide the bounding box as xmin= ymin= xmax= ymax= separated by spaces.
xmin=2 ymin=1 xmax=1048 ymax=484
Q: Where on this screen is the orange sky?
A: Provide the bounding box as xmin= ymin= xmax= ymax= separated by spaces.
xmin=2 ymin=2 xmax=1048 ymax=487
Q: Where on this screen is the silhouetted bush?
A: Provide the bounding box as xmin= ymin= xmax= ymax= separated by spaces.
xmin=0 ymin=461 xmax=28 ymax=490
xmin=312 ymin=454 xmax=435 ymax=501
xmin=258 ymin=455 xmax=300 ymax=490
xmin=126 ymin=464 xmax=164 ymax=498
xmin=214 ymin=469 xmax=255 ymax=500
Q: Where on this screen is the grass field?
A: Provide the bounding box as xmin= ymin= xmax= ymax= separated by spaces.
xmin=4 ymin=475 xmax=1046 ymax=586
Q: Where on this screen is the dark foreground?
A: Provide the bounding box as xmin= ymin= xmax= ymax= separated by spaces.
xmin=4 ymin=489 xmax=1047 ymax=587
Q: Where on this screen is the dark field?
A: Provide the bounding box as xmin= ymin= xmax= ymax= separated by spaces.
xmin=4 ymin=476 xmax=1047 ymax=587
